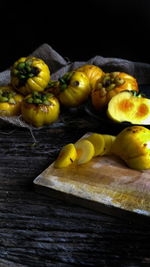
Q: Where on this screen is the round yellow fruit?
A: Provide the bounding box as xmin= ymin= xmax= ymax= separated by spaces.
xmin=111 ymin=126 xmax=150 ymax=170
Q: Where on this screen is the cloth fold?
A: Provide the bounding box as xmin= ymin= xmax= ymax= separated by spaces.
xmin=0 ymin=43 xmax=150 ymax=129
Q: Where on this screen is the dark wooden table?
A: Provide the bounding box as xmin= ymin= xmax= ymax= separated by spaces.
xmin=0 ymin=110 xmax=150 ymax=267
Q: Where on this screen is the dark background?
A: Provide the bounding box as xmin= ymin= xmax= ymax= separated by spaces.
xmin=0 ymin=0 xmax=150 ymax=71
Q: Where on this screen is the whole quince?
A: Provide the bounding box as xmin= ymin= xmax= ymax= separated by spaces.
xmin=111 ymin=126 xmax=150 ymax=170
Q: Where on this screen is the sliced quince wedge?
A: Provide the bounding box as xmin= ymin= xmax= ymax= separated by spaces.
xmin=54 ymin=143 xmax=77 ymax=168
xmin=107 ymin=91 xmax=150 ymax=124
xmin=85 ymin=133 xmax=116 ymax=156
xmin=102 ymin=134 xmax=116 ymax=155
xmin=85 ymin=133 xmax=105 ymax=156
xmin=75 ymin=139 xmax=95 ymax=164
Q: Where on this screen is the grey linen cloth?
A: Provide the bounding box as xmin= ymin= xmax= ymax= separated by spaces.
xmin=0 ymin=43 xmax=150 ymax=129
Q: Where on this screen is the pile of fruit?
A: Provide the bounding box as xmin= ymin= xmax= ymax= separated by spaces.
xmin=54 ymin=133 xmax=115 ymax=168
xmin=1 ymin=56 xmax=150 ymax=171
xmin=54 ymin=126 xmax=150 ymax=171
xmin=1 ymin=56 xmax=150 ymax=127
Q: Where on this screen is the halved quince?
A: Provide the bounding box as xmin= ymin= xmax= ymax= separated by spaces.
xmin=74 ymin=139 xmax=95 ymax=164
xmin=54 ymin=143 xmax=77 ymax=168
xmin=107 ymin=91 xmax=150 ymax=125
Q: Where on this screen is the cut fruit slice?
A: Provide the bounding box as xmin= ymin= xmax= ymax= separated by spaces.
xmin=85 ymin=133 xmax=105 ymax=156
xmin=75 ymin=139 xmax=95 ymax=165
xmin=54 ymin=143 xmax=77 ymax=168
xmin=102 ymin=135 xmax=116 ymax=155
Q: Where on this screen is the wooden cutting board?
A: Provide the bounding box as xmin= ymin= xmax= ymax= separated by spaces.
xmin=33 ymin=133 xmax=150 ymax=223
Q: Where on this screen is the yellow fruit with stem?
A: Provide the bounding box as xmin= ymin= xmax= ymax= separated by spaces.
xmin=76 ymin=64 xmax=104 ymax=90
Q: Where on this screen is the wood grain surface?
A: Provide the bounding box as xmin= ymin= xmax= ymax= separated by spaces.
xmin=1 ymin=117 xmax=150 ymax=267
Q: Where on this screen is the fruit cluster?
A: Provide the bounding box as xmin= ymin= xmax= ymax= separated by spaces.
xmin=54 ymin=133 xmax=115 ymax=168
xmin=1 ymin=56 xmax=143 ymax=127
xmin=54 ymin=126 xmax=150 ymax=171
